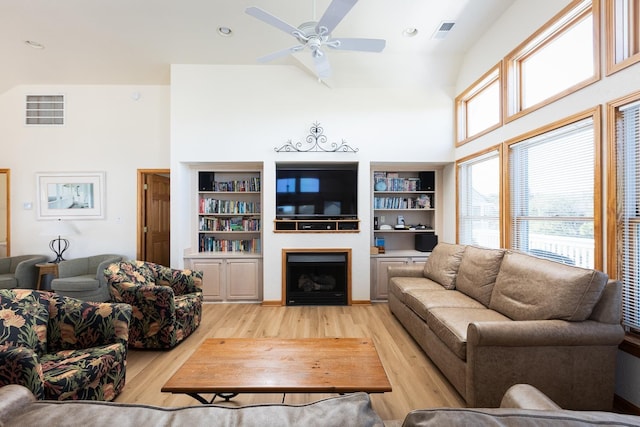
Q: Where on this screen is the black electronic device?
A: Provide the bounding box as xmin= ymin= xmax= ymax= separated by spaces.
xmin=299 ymin=222 xmax=336 ymax=231
xmin=418 ymin=171 xmax=435 ymax=191
xmin=415 ymin=234 xmax=438 ymax=252
xmin=275 ymin=163 xmax=358 ymax=219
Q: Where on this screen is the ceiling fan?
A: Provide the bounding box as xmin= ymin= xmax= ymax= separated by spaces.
xmin=245 ymin=0 xmax=386 ymax=79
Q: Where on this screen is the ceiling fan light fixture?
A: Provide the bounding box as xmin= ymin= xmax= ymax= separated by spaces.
xmin=402 ymin=28 xmax=418 ymax=38
xmin=217 ymin=26 xmax=233 ymax=37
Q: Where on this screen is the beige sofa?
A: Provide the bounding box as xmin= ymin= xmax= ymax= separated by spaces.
xmin=388 ymin=242 xmax=625 ymax=410
xmin=2 ymin=383 xmax=639 ymax=426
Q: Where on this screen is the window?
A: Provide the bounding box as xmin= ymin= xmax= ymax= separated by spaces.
xmin=606 ymin=0 xmax=640 ymax=74
xmin=506 ymin=111 xmax=600 ymax=269
xmin=505 ymin=0 xmax=600 ymax=120
xmin=457 ymin=147 xmax=502 ymax=248
xmin=455 ymin=64 xmax=501 ymax=145
xmin=608 ymin=93 xmax=640 ymax=331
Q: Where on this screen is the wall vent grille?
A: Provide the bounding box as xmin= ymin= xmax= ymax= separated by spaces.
xmin=25 ymin=95 xmax=64 ymax=125
xmin=432 ymin=21 xmax=456 ymax=39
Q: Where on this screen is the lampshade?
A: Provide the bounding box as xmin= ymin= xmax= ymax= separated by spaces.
xmin=48 ymin=218 xmax=78 ymax=238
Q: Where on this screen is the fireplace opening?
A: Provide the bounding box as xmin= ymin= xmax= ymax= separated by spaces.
xmin=285 ymin=252 xmax=348 ymax=306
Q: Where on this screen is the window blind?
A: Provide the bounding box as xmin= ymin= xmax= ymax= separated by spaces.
xmin=616 ymin=99 xmax=640 ymax=330
xmin=458 ymin=150 xmax=500 ymax=248
xmin=509 ymin=117 xmax=595 ymax=268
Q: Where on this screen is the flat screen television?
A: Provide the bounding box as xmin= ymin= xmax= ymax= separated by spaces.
xmin=276 ymin=163 xmax=358 ymax=219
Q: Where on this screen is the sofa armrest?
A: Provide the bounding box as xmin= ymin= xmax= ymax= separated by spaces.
xmin=163 ymin=267 xmax=204 ymax=295
xmin=466 ymin=320 xmax=624 ymax=409
xmin=500 ymin=384 xmax=561 ymax=410
xmin=0 ymin=346 xmax=46 ymax=400
xmin=48 ymin=299 xmax=132 ymax=351
xmin=387 ymin=265 xmax=424 ymax=279
xmin=0 ymin=384 xmax=36 ymax=424
xmin=467 ymin=319 xmax=625 ymax=347
xmin=13 ymin=256 xmax=48 ymax=289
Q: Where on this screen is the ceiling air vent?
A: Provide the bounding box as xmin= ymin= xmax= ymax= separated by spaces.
xmin=432 ymin=21 xmax=455 ymax=39
xmin=25 ymin=95 xmax=64 ymax=125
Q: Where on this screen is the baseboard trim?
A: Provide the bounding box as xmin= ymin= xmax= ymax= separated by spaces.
xmin=614 ymin=394 xmax=640 ymax=415
xmin=261 ymin=300 xmax=282 ymax=306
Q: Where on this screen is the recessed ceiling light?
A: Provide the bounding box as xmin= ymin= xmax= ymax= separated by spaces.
xmin=402 ymin=28 xmax=418 ymax=37
xmin=217 ymin=27 xmax=233 ymax=37
xmin=24 ymin=40 xmax=45 ymax=49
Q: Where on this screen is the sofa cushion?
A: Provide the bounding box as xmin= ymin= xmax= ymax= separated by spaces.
xmin=0 ymin=275 xmax=18 ymax=289
xmin=0 ymin=289 xmax=48 ymax=356
xmin=389 ymin=277 xmax=444 ymax=303
xmin=422 ymin=243 xmax=466 ymax=289
xmin=50 ymin=275 xmax=98 ymax=292
xmin=404 ymin=290 xmax=485 ymax=322
xmin=401 ymin=407 xmax=640 ymax=426
xmin=41 ymin=343 xmax=126 ymax=400
xmin=489 ymin=252 xmax=608 ymax=321
xmin=4 ymin=390 xmax=384 ymax=427
xmin=425 ymin=307 xmax=511 ymax=360
xmin=456 ymin=246 xmax=505 ymax=307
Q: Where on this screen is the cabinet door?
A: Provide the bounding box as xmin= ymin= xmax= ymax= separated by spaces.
xmin=227 ymin=259 xmax=261 ymax=300
xmin=374 ymin=258 xmax=409 ymax=300
xmin=190 ymin=259 xmax=224 ymax=300
xmin=411 ymin=257 xmax=428 ymax=269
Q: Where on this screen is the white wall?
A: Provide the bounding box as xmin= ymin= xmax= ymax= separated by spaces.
xmin=170 ymin=64 xmax=455 ymax=302
xmin=455 ymin=0 xmax=640 ymax=409
xmin=0 ymin=85 xmax=169 ymax=260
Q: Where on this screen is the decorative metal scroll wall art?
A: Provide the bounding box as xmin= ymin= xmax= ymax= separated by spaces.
xmin=275 ymin=122 xmax=358 ymax=153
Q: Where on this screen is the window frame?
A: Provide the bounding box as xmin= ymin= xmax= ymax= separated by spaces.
xmin=503 ymin=107 xmax=603 ymax=270
xmin=455 ymin=144 xmax=504 ymax=247
xmin=455 ymin=63 xmax=503 ymax=146
xmin=607 ymin=90 xmax=640 ymax=335
xmin=504 ymin=0 xmax=601 ymax=123
xmin=606 ymin=0 xmax=640 ymax=75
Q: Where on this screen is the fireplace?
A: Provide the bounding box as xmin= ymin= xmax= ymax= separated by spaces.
xmin=283 ymin=249 xmax=350 ymax=306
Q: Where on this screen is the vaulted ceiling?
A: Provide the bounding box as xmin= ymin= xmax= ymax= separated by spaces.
xmin=0 ymin=0 xmax=516 ymax=93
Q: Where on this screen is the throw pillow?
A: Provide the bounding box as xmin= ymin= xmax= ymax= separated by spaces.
xmin=0 ymin=289 xmax=49 ymax=356
xmin=456 ymin=246 xmax=506 ymax=306
xmin=422 ymin=243 xmax=466 ymax=289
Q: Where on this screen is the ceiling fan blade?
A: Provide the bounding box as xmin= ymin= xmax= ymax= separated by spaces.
xmin=257 ymin=45 xmax=304 ymax=63
xmin=316 ymin=0 xmax=358 ymax=35
xmin=245 ymin=7 xmax=300 ymax=36
xmin=312 ymin=51 xmax=332 ymax=79
xmin=329 ymin=38 xmax=386 ymax=52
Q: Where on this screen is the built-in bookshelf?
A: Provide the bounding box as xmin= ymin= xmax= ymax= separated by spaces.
xmin=372 ymin=170 xmax=436 ymax=253
xmin=197 ymin=171 xmax=261 ymax=254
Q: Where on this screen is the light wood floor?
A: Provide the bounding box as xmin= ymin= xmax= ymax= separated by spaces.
xmin=116 ymin=302 xmax=465 ymax=421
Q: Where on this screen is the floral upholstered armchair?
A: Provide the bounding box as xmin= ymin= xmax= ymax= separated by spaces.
xmin=0 ymin=289 xmax=131 ymax=401
xmin=104 ymin=260 xmax=203 ymax=349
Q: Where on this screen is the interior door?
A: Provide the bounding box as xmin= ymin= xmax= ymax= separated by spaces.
xmin=138 ymin=170 xmax=170 ymax=266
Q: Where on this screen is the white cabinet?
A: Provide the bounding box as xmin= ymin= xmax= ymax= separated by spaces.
xmin=371 ymin=254 xmax=427 ymax=301
xmin=186 ymin=256 xmax=262 ymax=302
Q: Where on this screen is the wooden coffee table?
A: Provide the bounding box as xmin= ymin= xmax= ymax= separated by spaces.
xmin=162 ymin=337 xmax=392 ymax=404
